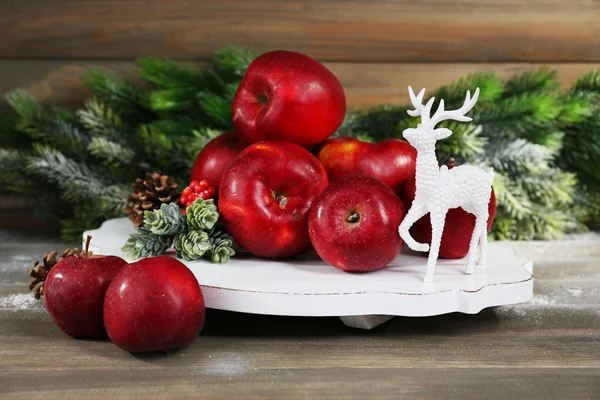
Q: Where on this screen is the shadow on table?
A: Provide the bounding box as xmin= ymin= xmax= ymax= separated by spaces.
xmin=199 ymin=307 xmax=502 ymax=338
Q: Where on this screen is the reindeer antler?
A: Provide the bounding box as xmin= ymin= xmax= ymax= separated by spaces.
xmin=407 ymin=86 xmax=435 ymax=125
xmin=406 ymin=86 xmax=480 ymax=128
xmin=429 ymin=88 xmax=480 ymax=127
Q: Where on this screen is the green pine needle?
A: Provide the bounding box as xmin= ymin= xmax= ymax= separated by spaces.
xmin=573 ymin=69 xmax=600 ymax=94
xmin=88 ymin=137 xmax=135 ymax=166
xmin=503 ymin=68 xmax=560 ymax=97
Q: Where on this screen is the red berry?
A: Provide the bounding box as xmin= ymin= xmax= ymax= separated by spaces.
xmin=199 ymin=180 xmax=209 ymax=189
xmin=180 ymin=194 xmax=188 ymax=204
xmin=181 ymin=209 xmax=187 ymax=215
xmin=207 ymin=187 xmax=216 ymax=197
xmin=182 ymin=187 xmax=192 ymax=196
xmin=190 ymin=182 xmax=199 ymax=192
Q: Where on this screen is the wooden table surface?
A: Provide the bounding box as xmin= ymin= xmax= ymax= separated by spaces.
xmin=1 ymin=231 xmax=599 ymax=399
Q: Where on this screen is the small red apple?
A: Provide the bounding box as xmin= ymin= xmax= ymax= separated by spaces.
xmin=219 ymin=140 xmax=329 ymax=258
xmin=232 ymin=50 xmax=346 ymax=148
xmin=103 ymin=255 xmax=205 ymax=352
xmin=44 ymin=237 xmax=127 ymax=338
xmin=402 ymin=161 xmax=497 ymax=259
xmin=315 ymin=137 xmax=417 ymax=194
xmin=190 ymin=131 xmax=247 ymax=193
xmin=309 ymin=174 xmax=406 ymax=272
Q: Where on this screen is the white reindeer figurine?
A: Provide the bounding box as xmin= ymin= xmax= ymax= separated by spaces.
xmin=398 ymin=86 xmax=494 ymax=283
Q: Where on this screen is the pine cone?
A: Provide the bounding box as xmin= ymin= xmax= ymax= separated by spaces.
xmin=175 ymin=230 xmax=211 ymax=261
xmin=207 ymin=229 xmax=235 ymax=263
xmin=121 ymin=228 xmax=173 ymax=260
xmin=144 ymin=203 xmax=186 ymax=236
xmin=126 ymin=172 xmax=180 ymax=228
xmin=186 ymin=199 xmax=219 ymax=230
xmin=28 ymin=247 xmax=90 ymax=299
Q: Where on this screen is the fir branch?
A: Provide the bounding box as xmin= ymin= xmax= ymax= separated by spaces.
xmin=26 ymin=144 xmax=128 ymax=217
xmin=503 ymin=68 xmax=560 ymax=97
xmin=434 ymin=122 xmax=486 ymax=163
xmin=557 ymin=91 xmax=595 ymax=125
xmin=559 ymin=111 xmax=600 ymax=191
xmin=149 ymin=87 xmax=199 ymax=113
xmin=483 ymin=139 xmax=556 ymax=175
xmin=87 ymin=137 xmax=135 ymax=166
xmin=197 ymin=91 xmax=233 ymax=129
xmin=476 ymin=92 xmax=561 ymax=138
xmin=572 ymin=69 xmax=600 ymax=94
xmin=82 ymin=70 xmax=151 ymax=122
xmin=0 ymin=148 xmax=28 ymax=189
xmin=433 ymin=72 xmax=504 ymax=108
xmin=0 ymin=110 xmax=30 ymax=148
xmin=137 ymin=58 xmax=205 ymax=89
xmin=77 ymin=98 xmax=127 ymax=141
xmin=7 ymin=91 xmax=89 ymax=158
xmin=213 ymin=45 xmax=258 ymax=79
xmin=491 ymin=172 xmax=532 ymax=219
xmin=146 ymin=117 xmax=200 ymax=138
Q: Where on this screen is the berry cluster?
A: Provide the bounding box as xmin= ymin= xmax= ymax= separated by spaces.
xmin=180 ymin=180 xmax=216 ymax=209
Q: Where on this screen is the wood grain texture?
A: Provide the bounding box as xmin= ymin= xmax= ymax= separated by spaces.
xmin=1 ymin=60 xmax=599 ymax=109
xmin=1 ymin=0 xmax=599 ymax=62
xmin=0 ymin=195 xmax=46 ymax=230
xmin=0 ymin=234 xmax=599 ymax=399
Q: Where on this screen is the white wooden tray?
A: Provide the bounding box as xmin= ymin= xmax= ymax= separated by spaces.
xmin=84 ymin=218 xmax=533 ymax=329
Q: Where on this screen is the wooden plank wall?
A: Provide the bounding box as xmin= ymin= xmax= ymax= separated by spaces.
xmin=1 ymin=0 xmax=599 ymax=229
xmin=1 ymin=0 xmax=599 ymax=108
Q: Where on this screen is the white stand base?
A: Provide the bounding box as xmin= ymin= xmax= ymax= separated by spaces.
xmin=85 ymin=218 xmax=534 ymax=330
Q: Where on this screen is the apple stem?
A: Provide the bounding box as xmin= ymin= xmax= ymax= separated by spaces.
xmin=85 ymin=235 xmax=92 ymax=257
xmin=347 ymin=212 xmax=360 ymax=223
xmin=257 ymin=93 xmax=268 ymax=105
xmin=275 ymin=193 xmax=288 ymax=209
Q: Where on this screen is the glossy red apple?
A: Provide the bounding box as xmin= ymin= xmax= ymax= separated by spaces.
xmin=232 ymin=50 xmax=346 ymax=148
xmin=315 ymin=137 xmax=417 ymax=194
xmin=103 ymin=255 xmax=205 ymax=352
xmin=219 ymin=140 xmax=329 ymax=258
xmin=402 ymin=161 xmax=497 ymax=259
xmin=44 ymin=237 xmax=127 ymax=339
xmin=309 ymin=174 xmax=406 ymax=272
xmin=190 ymin=131 xmax=247 ymax=192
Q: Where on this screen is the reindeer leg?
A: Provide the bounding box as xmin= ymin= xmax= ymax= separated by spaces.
xmin=478 ymin=227 xmax=488 ymax=269
xmin=398 ymin=202 xmax=429 ymax=253
xmin=466 ymin=216 xmax=487 ymax=274
xmin=424 ymin=211 xmax=446 ymax=283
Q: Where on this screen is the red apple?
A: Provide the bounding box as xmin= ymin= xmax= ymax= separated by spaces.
xmin=219 ymin=140 xmax=329 ymax=258
xmin=309 ymin=174 xmax=406 ymax=272
xmin=44 ymin=238 xmax=127 ymax=339
xmin=190 ymin=131 xmax=247 ymax=193
xmin=232 ymin=50 xmax=346 ymax=148
xmin=315 ymin=137 xmax=417 ymax=194
xmin=402 ymin=162 xmax=497 ymax=259
xmin=103 ymin=255 xmax=205 ymax=352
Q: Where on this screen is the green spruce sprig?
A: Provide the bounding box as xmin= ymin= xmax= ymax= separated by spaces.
xmin=121 ymin=198 xmax=235 ymax=262
xmin=122 ymin=228 xmax=174 ymax=259
xmin=186 ymin=199 xmax=219 ymax=230
xmin=144 ymin=203 xmax=186 ymax=236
